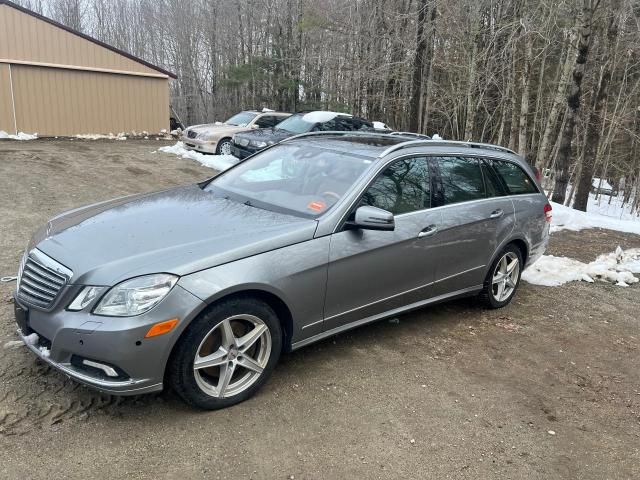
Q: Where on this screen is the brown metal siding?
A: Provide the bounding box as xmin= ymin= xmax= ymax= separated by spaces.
xmin=11 ymin=65 xmax=169 ymax=136
xmin=0 ymin=63 xmax=15 ymax=132
xmin=0 ymin=4 xmax=164 ymax=77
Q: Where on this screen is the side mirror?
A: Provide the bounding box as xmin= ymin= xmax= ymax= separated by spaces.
xmin=349 ymin=205 xmax=395 ymax=231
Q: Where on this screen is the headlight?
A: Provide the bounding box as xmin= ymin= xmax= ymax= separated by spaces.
xmin=93 ymin=274 xmax=178 ymax=317
xmin=250 ymin=140 xmax=267 ymax=148
xmin=67 ymin=286 xmax=102 ymax=311
xmin=17 ymin=250 xmax=28 ymax=288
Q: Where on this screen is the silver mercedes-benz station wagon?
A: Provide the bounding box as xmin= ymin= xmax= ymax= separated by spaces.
xmin=14 ymin=133 xmax=551 ymax=409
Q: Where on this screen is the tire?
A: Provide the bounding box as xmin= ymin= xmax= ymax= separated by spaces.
xmin=168 ymin=296 xmax=282 ymax=410
xmin=480 ymin=244 xmax=523 ymax=309
xmin=216 ymin=138 xmax=232 ymax=155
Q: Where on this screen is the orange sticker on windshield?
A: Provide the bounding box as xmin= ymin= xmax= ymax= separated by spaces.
xmin=308 ymin=200 xmax=326 ymax=212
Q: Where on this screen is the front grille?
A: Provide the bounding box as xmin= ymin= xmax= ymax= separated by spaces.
xmin=187 ymin=130 xmax=197 ymax=139
xmin=18 ymin=254 xmax=69 ymax=309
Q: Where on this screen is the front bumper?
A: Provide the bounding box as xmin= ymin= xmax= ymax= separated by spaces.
xmin=181 ymin=136 xmax=217 ymax=154
xmin=14 ymin=283 xmax=205 ymax=395
xmin=230 ymin=143 xmax=258 ymax=160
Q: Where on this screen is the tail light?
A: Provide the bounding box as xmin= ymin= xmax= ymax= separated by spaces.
xmin=544 ymin=203 xmax=552 ymax=222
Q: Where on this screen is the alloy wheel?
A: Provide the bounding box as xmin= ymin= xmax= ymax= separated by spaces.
xmin=193 ymin=314 xmax=272 ymax=398
xmin=491 ymin=252 xmax=520 ymax=302
xmin=219 ymin=141 xmax=232 ymax=155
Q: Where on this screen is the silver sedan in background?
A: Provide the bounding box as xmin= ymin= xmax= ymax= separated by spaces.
xmin=14 ymin=133 xmax=550 ymax=409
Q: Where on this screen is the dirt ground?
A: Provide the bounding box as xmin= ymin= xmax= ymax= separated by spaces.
xmin=0 ymin=139 xmax=638 ymax=480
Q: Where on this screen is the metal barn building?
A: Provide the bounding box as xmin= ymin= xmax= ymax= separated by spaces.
xmin=0 ymin=0 xmax=176 ymax=137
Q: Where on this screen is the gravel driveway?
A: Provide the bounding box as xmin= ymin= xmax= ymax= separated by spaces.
xmin=0 ymin=139 xmax=638 ymax=479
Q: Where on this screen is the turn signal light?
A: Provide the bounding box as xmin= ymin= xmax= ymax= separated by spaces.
xmin=145 ymin=318 xmax=179 ymax=338
xmin=544 ymin=203 xmax=552 ymax=222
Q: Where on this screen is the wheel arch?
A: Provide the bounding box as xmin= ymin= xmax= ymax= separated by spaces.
xmin=487 ymin=235 xmax=530 ymax=277
xmin=169 ymin=287 xmax=294 ymax=358
xmin=216 ymin=136 xmax=233 ymax=153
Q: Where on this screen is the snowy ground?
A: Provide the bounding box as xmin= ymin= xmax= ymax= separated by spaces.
xmin=524 ymin=195 xmax=640 ymax=288
xmin=0 ymin=130 xmax=37 ymax=140
xmin=157 ymin=141 xmax=238 ymax=172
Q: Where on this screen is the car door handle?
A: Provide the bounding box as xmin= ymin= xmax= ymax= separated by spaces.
xmin=418 ymin=225 xmax=438 ymax=238
xmin=489 ymin=209 xmax=504 ymax=219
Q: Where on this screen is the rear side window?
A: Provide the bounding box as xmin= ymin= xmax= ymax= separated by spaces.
xmin=433 ymin=157 xmax=485 ymax=206
xmin=255 ymin=115 xmax=278 ymax=128
xmin=480 ymin=159 xmax=507 ymax=197
xmin=361 ymin=157 xmax=430 ymax=215
xmin=490 ymin=160 xmax=538 ymax=194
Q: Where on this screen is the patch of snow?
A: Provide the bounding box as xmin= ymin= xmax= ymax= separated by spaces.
xmin=262 ymin=107 xmax=275 ymax=112
xmin=3 ymin=340 xmax=24 ymax=350
xmin=23 ymin=332 xmax=39 ymax=345
xmin=592 ymin=177 xmax=613 ymax=191
xmin=302 ymin=111 xmax=349 ymax=123
xmin=0 ymin=130 xmax=38 ymax=140
xmin=550 ymin=201 xmax=640 ymax=235
xmin=432 ymin=133 xmax=443 ymax=140
xmin=372 ymin=121 xmax=388 ymax=130
xmin=39 ymin=346 xmax=51 ymax=358
xmin=522 ymin=247 xmax=640 ymax=287
xmin=160 ymin=129 xmax=167 ymax=134
xmin=75 ymin=133 xmax=127 ymax=140
xmin=157 ymin=141 xmax=238 ymax=172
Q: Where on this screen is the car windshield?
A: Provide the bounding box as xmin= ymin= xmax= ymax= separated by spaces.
xmin=205 ymin=144 xmax=374 ymax=217
xmin=274 ymin=115 xmax=315 ymax=134
xmin=225 ymin=112 xmax=258 ymax=127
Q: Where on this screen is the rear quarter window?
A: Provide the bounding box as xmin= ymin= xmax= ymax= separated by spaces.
xmin=490 ymin=160 xmax=538 ymax=194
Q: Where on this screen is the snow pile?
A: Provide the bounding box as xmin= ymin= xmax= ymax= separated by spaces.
xmin=373 ymin=121 xmax=389 ymax=130
xmin=75 ymin=133 xmax=127 ymax=141
xmin=432 ymin=133 xmax=443 ymax=140
xmin=262 ymin=107 xmax=275 ymax=112
xmin=157 ymin=141 xmax=238 ymax=172
xmin=0 ymin=130 xmax=38 ymax=140
xmin=523 ymin=247 xmax=640 ymax=287
xmin=592 ymin=177 xmax=613 ymax=191
xmin=550 ymin=201 xmax=640 ymax=235
xmin=23 ymin=332 xmax=39 ymax=345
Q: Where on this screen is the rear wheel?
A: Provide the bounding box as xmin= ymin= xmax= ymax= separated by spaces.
xmin=480 ymin=244 xmax=523 ymax=309
xmin=169 ymin=297 xmax=282 ymax=409
xmin=216 ymin=138 xmax=232 ymax=155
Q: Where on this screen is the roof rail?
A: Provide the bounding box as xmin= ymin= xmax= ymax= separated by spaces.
xmin=280 ymin=130 xmax=397 ymax=143
xmin=279 ymin=131 xmax=517 ymax=157
xmin=377 ymin=139 xmax=516 ymax=158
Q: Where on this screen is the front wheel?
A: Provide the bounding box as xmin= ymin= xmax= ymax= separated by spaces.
xmin=216 ymin=138 xmax=232 ymax=155
xmin=168 ymin=297 xmax=282 ymax=409
xmin=480 ymin=245 xmax=523 ymax=309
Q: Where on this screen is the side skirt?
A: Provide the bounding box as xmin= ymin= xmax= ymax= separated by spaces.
xmin=290 ymin=285 xmax=482 ymax=351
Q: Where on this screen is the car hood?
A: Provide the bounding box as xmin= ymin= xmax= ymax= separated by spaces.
xmin=32 ymin=185 xmax=317 ymax=286
xmin=234 ymin=128 xmax=294 ymax=143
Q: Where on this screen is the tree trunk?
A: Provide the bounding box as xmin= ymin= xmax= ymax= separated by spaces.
xmin=409 ymin=0 xmax=430 ymax=132
xmin=573 ymin=6 xmax=617 ymax=211
xmin=536 ymin=29 xmax=577 ymax=170
xmin=551 ymin=0 xmax=596 ymax=204
xmin=518 ymin=31 xmax=533 ymax=161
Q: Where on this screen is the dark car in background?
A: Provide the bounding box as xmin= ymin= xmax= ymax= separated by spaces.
xmin=231 ymin=111 xmax=373 ymax=159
